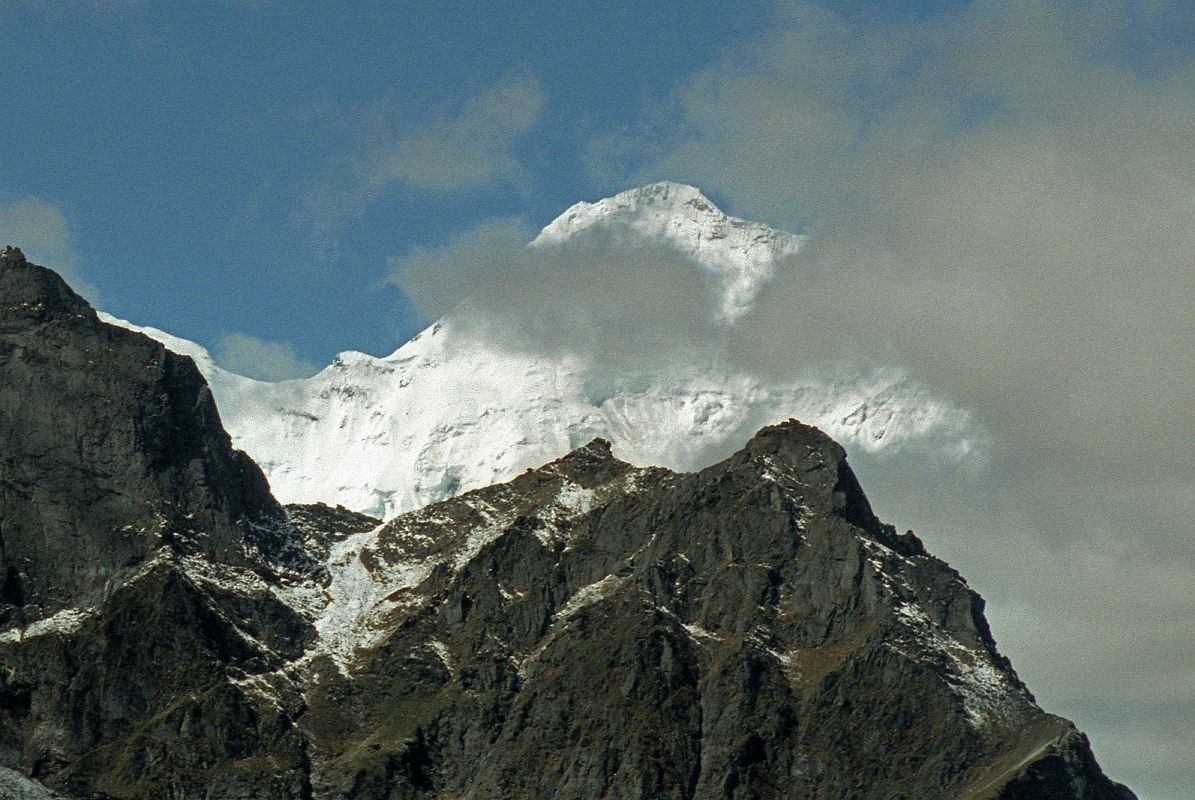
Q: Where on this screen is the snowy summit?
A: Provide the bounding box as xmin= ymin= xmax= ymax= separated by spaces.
xmin=534 ymin=181 xmax=802 ymax=323
xmin=103 ymin=183 xmax=977 ymax=519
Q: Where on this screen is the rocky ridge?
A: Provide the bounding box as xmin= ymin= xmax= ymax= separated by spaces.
xmin=0 ymin=250 xmax=1135 ymax=799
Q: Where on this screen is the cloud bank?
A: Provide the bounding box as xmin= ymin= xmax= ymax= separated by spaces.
xmin=215 ymin=332 xmax=319 ymax=382
xmin=387 ymin=217 xmax=732 ymax=384
xmin=393 ymin=3 xmax=1194 ymax=795
xmin=609 ymin=2 xmax=1194 ymax=795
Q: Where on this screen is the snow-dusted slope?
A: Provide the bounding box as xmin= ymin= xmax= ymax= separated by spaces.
xmin=104 ymin=183 xmax=979 ymax=519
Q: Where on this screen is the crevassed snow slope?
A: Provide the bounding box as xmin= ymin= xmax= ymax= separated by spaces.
xmin=103 ymin=183 xmax=979 ymax=519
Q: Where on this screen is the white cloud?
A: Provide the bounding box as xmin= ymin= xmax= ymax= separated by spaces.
xmin=385 ymin=212 xmax=738 ymax=399
xmin=385 ymin=216 xmax=534 ymax=318
xmin=366 ymin=69 xmax=543 ymax=193
xmin=215 ymin=332 xmax=318 ymax=382
xmin=301 ymin=69 xmax=544 ymax=256
xmin=589 ymin=2 xmax=1195 ymax=795
xmin=0 ymin=194 xmax=99 ymax=303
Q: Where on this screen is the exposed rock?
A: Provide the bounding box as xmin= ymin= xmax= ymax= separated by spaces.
xmin=288 ymin=420 xmax=1133 ymax=799
xmin=0 ymin=765 xmax=63 ymax=799
xmin=286 ymin=502 xmax=381 ymax=565
xmin=0 ymin=257 xmax=1135 ymax=799
xmin=0 ymin=254 xmax=316 ymax=796
xmin=0 ymin=252 xmax=313 ymax=625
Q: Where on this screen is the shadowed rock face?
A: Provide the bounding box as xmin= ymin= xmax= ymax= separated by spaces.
xmin=294 ymin=423 xmax=1133 ymax=800
xmin=0 ymin=250 xmax=317 ymax=797
xmin=0 ymin=248 xmax=303 ymax=621
xmin=0 ymin=254 xmax=1136 ymax=800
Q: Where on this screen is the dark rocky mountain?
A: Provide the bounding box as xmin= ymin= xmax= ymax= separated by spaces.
xmin=0 ymin=248 xmax=1136 ymax=799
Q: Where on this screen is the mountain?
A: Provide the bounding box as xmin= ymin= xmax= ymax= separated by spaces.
xmin=102 ymin=183 xmax=978 ymax=520
xmin=0 ymin=246 xmax=1135 ymax=799
xmin=0 ymin=247 xmax=319 ymax=797
xmin=0 ymin=248 xmax=312 ymax=620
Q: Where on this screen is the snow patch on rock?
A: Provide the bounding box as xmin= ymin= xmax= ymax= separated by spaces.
xmin=556 ymin=574 xmax=625 ymax=621
xmin=890 ymin=602 xmax=1021 ymax=728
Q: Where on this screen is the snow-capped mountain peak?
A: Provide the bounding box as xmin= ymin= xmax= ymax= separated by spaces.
xmin=103 ymin=184 xmax=979 ymax=520
xmin=535 ymin=181 xmax=801 ymax=323
xmin=537 ymin=181 xmax=720 ymax=235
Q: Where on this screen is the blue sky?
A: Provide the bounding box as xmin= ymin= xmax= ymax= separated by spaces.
xmin=4 ymin=5 xmax=1195 ymax=796
xmin=4 ymin=0 xmax=1191 ymax=374
xmin=0 ymin=0 xmax=1010 ymax=370
xmin=2 ymin=0 xmax=782 ymax=366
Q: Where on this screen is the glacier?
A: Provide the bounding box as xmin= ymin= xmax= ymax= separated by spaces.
xmin=101 ymin=182 xmax=980 ymax=519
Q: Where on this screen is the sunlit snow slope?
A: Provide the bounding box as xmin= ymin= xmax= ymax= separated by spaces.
xmin=104 ymin=183 xmax=978 ymax=519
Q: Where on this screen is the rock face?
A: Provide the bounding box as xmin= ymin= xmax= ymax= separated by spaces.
xmin=0 ymin=253 xmax=1135 ymax=799
xmin=0 ymin=249 xmax=317 ymax=797
xmin=0 ymin=247 xmax=306 ymax=620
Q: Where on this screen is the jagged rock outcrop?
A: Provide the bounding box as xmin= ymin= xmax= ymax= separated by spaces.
xmin=0 ymin=249 xmax=317 ymax=797
xmin=0 ymin=247 xmax=310 ymax=622
xmin=0 ymin=254 xmax=1135 ymax=799
xmin=292 ymin=426 xmax=1133 ymax=800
